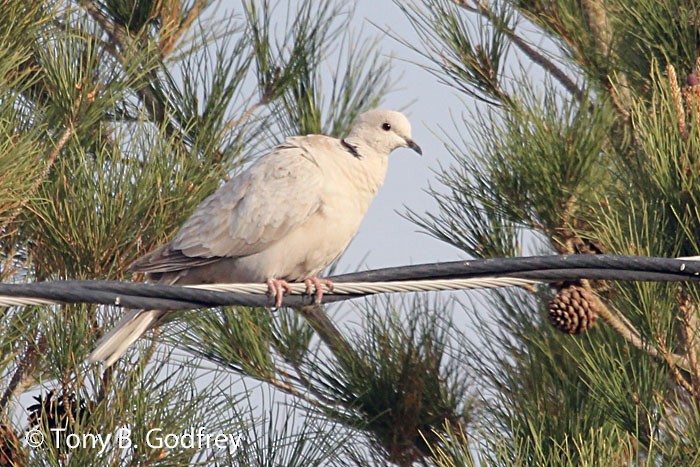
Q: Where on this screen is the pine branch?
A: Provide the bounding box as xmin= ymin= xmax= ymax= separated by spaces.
xmin=579 ymin=0 xmax=632 ymax=111
xmin=0 ymin=334 xmax=44 ymax=414
xmin=678 ymin=287 xmax=700 ymax=392
xmin=297 ymin=304 xmax=355 ymax=361
xmin=457 ymin=0 xmax=584 ymax=101
xmin=287 ymin=362 xmax=341 ymax=407
xmin=218 ymin=100 xmax=265 ymax=142
xmin=159 ymin=0 xmax=208 ymax=56
xmin=81 ymin=2 xmax=176 ymax=138
xmin=0 ymin=124 xmax=73 ymax=239
xmin=658 ymin=335 xmax=699 ymax=402
xmin=586 ymin=283 xmax=689 ymax=369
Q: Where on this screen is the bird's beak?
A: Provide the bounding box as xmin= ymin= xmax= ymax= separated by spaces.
xmin=405 ymin=138 xmax=422 ymax=155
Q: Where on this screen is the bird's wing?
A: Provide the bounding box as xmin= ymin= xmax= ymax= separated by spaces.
xmin=130 ymin=139 xmax=325 ymax=273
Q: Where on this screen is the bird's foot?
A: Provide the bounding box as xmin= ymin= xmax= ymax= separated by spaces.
xmin=304 ymin=277 xmax=335 ymax=304
xmin=267 ymin=278 xmax=292 ymax=307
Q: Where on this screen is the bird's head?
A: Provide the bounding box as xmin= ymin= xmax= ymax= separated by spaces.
xmin=346 ymin=109 xmax=422 ymax=156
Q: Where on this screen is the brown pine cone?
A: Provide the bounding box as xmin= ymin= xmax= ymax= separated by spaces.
xmin=548 ymin=284 xmax=599 ymax=334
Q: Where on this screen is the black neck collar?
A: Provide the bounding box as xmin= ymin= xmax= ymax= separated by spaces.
xmin=341 ymin=139 xmax=362 ymax=159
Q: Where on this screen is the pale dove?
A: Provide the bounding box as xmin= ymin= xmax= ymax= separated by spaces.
xmin=89 ymin=109 xmax=421 ymax=366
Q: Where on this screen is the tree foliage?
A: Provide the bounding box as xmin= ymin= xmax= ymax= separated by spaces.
xmin=1 ymin=0 xmax=699 ymax=465
xmin=402 ymin=0 xmax=700 ymax=464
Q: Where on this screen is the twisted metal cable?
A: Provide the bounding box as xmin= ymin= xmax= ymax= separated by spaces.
xmin=0 ymin=254 xmax=698 ymax=309
xmin=187 ymin=277 xmax=541 ymax=295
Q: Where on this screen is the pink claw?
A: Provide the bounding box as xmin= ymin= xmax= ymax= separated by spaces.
xmin=267 ymin=278 xmax=292 ymax=307
xmin=303 ymin=277 xmax=335 ymax=304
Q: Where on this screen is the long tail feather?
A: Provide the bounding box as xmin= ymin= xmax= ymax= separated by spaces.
xmin=89 ymin=309 xmax=163 ymax=367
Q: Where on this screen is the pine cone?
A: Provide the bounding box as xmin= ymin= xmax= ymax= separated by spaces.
xmin=548 ymin=284 xmax=599 ymax=334
xmin=27 ymin=390 xmax=90 ymax=451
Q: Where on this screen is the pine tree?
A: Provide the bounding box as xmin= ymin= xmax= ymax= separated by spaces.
xmin=401 ymin=0 xmax=700 ymax=464
xmin=2 ymin=0 xmax=700 ymax=466
xmin=0 ymin=0 xmax=416 ymax=464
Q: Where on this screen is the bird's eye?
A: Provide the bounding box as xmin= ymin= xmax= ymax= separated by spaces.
xmin=381 ymin=122 xmax=391 ymax=131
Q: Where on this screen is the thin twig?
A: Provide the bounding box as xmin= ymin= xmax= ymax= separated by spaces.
xmin=0 ymin=360 xmax=28 ymax=414
xmin=276 ymin=365 xmax=339 ymax=407
xmin=219 ymin=101 xmax=264 ymax=141
xmin=12 ymin=372 xmax=36 ymax=407
xmin=140 ymin=323 xmax=161 ymax=372
xmin=0 ymin=124 xmax=73 ymax=237
xmin=0 ymin=335 xmax=45 ymax=414
xmin=658 ymin=335 xmax=698 ymax=401
xmin=580 ymin=281 xmax=689 ymax=368
xmin=296 ymin=304 xmax=355 ymax=364
xmin=96 ymin=365 xmax=113 ymax=403
xmin=678 ymin=287 xmax=700 ymax=390
xmin=608 ymin=81 xmax=631 ymax=119
xmin=264 ymin=375 xmax=326 ymax=409
xmin=82 ymin=2 xmax=131 ymax=47
xmin=234 ymin=360 xmax=327 ymax=409
xmin=292 ymin=367 xmax=336 ymax=405
xmin=83 ymin=3 xmax=172 ymax=133
xmin=61 ymin=375 xmax=76 ymax=427
xmin=580 ymin=0 xmax=633 ymax=111
xmin=160 ymin=0 xmax=208 ymax=56
xmin=456 ymin=0 xmax=585 ymax=101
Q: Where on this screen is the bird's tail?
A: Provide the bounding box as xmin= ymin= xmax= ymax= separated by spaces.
xmin=89 ymin=309 xmax=163 ymax=367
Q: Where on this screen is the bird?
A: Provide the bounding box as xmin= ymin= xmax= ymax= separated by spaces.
xmin=89 ymin=109 xmax=422 ymax=367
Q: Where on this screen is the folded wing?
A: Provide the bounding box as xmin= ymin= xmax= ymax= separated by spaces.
xmin=130 ymin=141 xmax=324 ymax=274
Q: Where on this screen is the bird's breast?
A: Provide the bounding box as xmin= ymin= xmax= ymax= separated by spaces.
xmin=230 ymin=149 xmax=387 ymax=282
xmin=230 ymin=208 xmax=362 ymax=282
